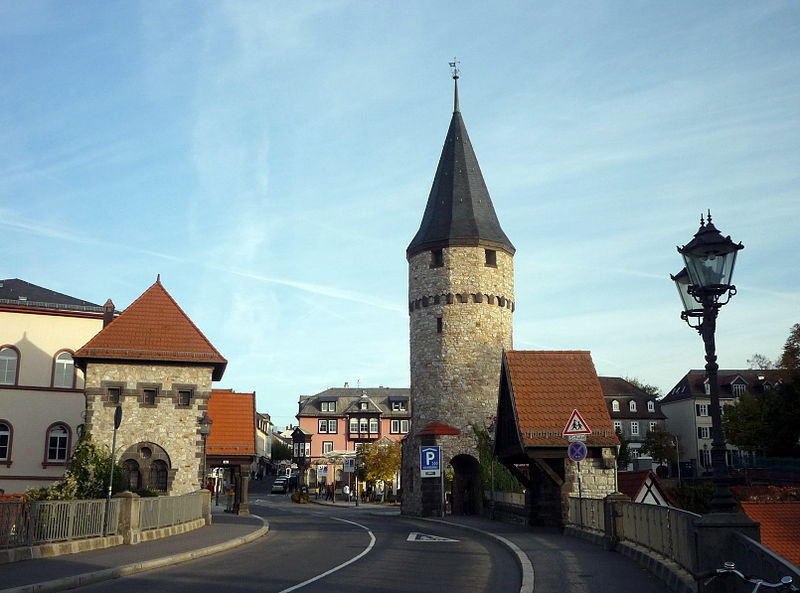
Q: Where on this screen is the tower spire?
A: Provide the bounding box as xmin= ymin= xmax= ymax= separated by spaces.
xmin=449 ymin=57 xmax=460 ymax=113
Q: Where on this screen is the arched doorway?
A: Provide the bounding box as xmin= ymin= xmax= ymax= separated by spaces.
xmin=119 ymin=442 xmax=174 ymax=493
xmin=451 ymin=454 xmax=482 ymax=515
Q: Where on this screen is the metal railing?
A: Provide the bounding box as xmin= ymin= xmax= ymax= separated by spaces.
xmin=617 ymin=501 xmax=698 ymax=574
xmin=1 ymin=498 xmax=120 ymax=548
xmin=139 ymin=492 xmax=204 ymax=531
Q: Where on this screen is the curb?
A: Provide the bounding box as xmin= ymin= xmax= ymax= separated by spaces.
xmin=419 ymin=518 xmax=534 ymax=593
xmin=0 ymin=517 xmax=269 ymax=593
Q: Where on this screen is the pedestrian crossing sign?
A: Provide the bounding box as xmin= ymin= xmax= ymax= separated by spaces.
xmin=562 ymin=408 xmax=592 ymax=437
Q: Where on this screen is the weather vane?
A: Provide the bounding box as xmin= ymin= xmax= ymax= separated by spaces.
xmin=449 ymin=57 xmax=460 ymax=80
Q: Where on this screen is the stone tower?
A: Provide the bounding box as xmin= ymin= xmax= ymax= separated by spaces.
xmin=402 ymin=70 xmax=515 ymax=516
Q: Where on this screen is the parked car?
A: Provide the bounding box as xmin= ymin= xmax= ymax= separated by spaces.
xmin=271 ymin=477 xmax=288 ymax=494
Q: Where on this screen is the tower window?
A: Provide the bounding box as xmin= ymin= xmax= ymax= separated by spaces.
xmin=430 ymin=249 xmax=443 ymax=268
xmin=485 ymin=249 xmax=497 ymax=267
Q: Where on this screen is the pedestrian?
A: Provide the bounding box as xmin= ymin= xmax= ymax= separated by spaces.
xmin=343 ymin=483 xmax=350 ymax=502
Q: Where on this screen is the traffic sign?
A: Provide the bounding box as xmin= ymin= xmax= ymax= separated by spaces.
xmin=568 ymin=440 xmax=588 ymax=462
xmin=562 ymin=408 xmax=592 ymax=437
xmin=420 ymin=445 xmax=441 ymax=478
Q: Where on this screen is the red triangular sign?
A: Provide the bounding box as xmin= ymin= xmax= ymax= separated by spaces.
xmin=562 ymin=409 xmax=592 ymax=436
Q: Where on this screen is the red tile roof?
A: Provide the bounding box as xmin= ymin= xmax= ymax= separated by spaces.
xmin=504 ymin=350 xmax=619 ymax=447
xmin=74 ymin=279 xmax=226 ymax=380
xmin=740 ymin=502 xmax=800 ymax=568
xmin=207 ymin=389 xmax=256 ymax=456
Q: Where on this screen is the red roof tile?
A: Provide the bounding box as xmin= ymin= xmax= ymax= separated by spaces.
xmin=740 ymin=502 xmax=800 ymax=568
xmin=207 ymin=389 xmax=256 ymax=456
xmin=74 ymin=279 xmax=226 ymax=380
xmin=505 ymin=350 xmax=619 ymax=447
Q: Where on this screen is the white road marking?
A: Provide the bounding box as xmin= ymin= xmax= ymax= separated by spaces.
xmin=276 ymin=516 xmax=376 ymax=593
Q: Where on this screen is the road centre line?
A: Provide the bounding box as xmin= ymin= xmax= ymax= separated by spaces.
xmin=276 ymin=517 xmax=376 ymax=593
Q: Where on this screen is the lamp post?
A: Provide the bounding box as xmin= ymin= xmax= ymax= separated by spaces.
xmin=199 ymin=413 xmax=212 ymax=490
xmin=672 ymin=211 xmax=743 ymax=514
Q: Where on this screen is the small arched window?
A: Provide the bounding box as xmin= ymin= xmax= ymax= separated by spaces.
xmin=611 ymin=400 xmax=620 ymax=412
xmin=0 ymin=347 xmax=19 ymax=385
xmin=46 ymin=423 xmax=70 ymax=464
xmin=53 ymin=351 xmax=75 ymax=388
xmin=0 ymin=421 xmax=12 ymax=463
xmin=629 ymin=401 xmax=637 ymax=412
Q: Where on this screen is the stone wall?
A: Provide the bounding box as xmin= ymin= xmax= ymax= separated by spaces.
xmin=84 ymin=362 xmax=213 ymax=495
xmin=404 ymin=246 xmax=514 ymax=515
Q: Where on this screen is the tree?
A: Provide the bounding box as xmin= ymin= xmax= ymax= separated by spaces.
xmin=640 ymin=426 xmax=678 ymax=468
xmin=360 ymin=440 xmax=401 ymax=499
xmin=271 ymin=439 xmax=292 ymax=461
xmin=624 ymin=377 xmax=661 ymax=398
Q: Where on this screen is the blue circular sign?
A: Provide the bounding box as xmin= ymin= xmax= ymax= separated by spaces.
xmin=568 ymin=441 xmax=588 ymax=462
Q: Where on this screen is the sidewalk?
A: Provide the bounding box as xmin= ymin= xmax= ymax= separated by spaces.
xmin=0 ymin=505 xmax=267 ymax=593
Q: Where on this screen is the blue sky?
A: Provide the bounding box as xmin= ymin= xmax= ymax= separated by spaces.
xmin=3 ymin=2 xmax=798 ymax=429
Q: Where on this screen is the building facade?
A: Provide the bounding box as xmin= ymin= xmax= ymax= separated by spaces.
xmin=660 ymin=368 xmax=785 ymax=476
xmin=74 ymin=278 xmax=227 ymax=496
xmin=0 ymin=279 xmax=110 ymax=494
xmin=402 ymin=73 xmax=515 ymax=516
xmin=599 ymin=377 xmax=667 ymax=470
xmin=297 ymin=386 xmax=411 ymax=458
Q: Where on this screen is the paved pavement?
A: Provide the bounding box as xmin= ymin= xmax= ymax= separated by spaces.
xmin=0 ymin=490 xmax=669 ymax=593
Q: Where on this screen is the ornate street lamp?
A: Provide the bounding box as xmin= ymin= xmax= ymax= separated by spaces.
xmin=672 ymin=212 xmax=743 ymax=513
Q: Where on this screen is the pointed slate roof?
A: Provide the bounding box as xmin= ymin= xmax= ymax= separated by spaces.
xmin=407 ymin=78 xmax=515 ymax=259
xmin=74 ymin=278 xmax=227 ymax=380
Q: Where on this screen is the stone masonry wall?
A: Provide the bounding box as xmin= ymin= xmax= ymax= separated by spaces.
xmin=405 ymin=246 xmax=514 ymax=515
xmin=83 ymin=362 xmax=213 ymax=495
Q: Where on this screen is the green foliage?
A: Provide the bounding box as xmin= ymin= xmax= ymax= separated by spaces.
xmin=271 ymin=440 xmax=292 ymax=461
xmin=25 ymin=433 xmax=124 ymax=501
xmin=640 ymin=426 xmax=678 ymax=466
xmin=669 ymin=481 xmax=713 ymax=514
xmin=472 ymin=425 xmax=522 ymax=493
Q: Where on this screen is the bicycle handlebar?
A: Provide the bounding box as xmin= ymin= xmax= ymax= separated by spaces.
xmin=699 ymin=562 xmax=799 ymax=592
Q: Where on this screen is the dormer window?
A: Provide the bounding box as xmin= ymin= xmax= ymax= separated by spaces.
xmin=647 ymin=401 xmax=655 ymax=413
xmin=611 ymin=400 xmax=620 ymax=412
xmin=431 ymin=249 xmax=443 ymax=268
xmin=629 ymin=401 xmax=637 ymax=412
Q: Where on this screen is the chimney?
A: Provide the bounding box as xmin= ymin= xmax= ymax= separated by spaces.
xmin=103 ymin=299 xmax=115 ymax=327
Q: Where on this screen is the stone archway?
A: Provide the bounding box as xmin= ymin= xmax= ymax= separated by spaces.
xmin=451 ymin=454 xmax=482 ymax=516
xmin=119 ymin=442 xmax=175 ymax=494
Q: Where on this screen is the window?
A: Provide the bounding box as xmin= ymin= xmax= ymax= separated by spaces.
xmin=321 ymin=401 xmax=336 ymax=412
xmin=0 ymin=421 xmax=10 ymax=461
xmin=613 ymin=420 xmax=622 ymax=433
xmin=401 ymin=420 xmax=409 ymax=433
xmin=391 ymin=400 xmax=407 ymax=412
xmin=142 ymin=388 xmax=157 ymax=405
xmin=696 ymin=403 xmax=709 ymax=417
xmin=431 ymin=249 xmax=443 ymax=268
xmin=349 ymin=418 xmax=358 ymax=434
xmin=318 ymin=419 xmax=329 ymax=433
xmin=0 ymin=347 xmax=18 ymax=385
xmin=647 ymin=400 xmax=655 ymax=413
xmin=698 ymin=426 xmax=711 ymax=439
xmin=630 ymin=421 xmax=639 ymax=436
xmin=177 ymin=389 xmax=192 ymax=407
xmin=485 ymin=249 xmax=497 ymax=267
xmin=611 ymin=400 xmax=620 ymax=412
xmin=369 ymin=418 xmax=379 ymax=433
xmin=391 ymin=419 xmax=400 ymax=434
xmin=53 ymin=352 xmax=75 ymax=388
xmin=649 ymin=422 xmax=657 ymax=433
xmin=107 ymin=386 xmax=121 ymax=404
xmin=323 ymin=441 xmax=333 ymax=454
xmin=359 ymin=418 xmax=368 ymax=433
xmin=629 ymin=401 xmax=637 ymax=412
xmin=732 ymin=383 xmax=746 ymax=397
xmin=47 ymin=424 xmax=69 ymax=463
xmin=327 ymin=419 xmax=337 ymax=434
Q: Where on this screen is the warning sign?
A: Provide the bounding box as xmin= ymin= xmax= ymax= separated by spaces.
xmin=562 ymin=409 xmax=592 ymax=437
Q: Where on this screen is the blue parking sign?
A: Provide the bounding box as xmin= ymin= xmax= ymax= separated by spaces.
xmin=420 ymin=446 xmax=441 ymax=478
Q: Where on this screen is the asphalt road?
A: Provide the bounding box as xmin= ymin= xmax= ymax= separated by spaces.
xmin=72 ymin=496 xmax=521 ymax=593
